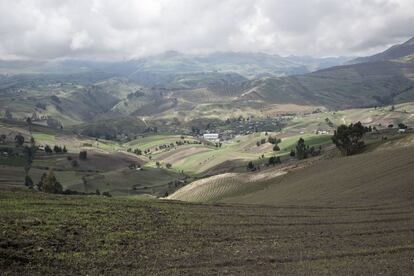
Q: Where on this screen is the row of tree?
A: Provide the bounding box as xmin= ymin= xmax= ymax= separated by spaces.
xmin=44 ymin=145 xmax=67 ymax=154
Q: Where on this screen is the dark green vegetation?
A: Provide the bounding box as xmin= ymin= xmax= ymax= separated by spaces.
xmin=332 ymin=122 xmax=367 ymax=155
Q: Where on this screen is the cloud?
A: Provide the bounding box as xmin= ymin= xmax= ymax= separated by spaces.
xmin=0 ymin=0 xmax=413 ymax=60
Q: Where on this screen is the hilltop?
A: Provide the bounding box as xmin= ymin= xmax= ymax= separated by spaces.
xmin=350 ymin=36 xmax=414 ymax=64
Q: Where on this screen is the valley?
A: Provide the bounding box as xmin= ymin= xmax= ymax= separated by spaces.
xmin=1 ymin=35 xmax=414 ymax=275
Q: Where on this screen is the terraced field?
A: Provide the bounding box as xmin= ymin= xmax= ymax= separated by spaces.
xmin=168 ymin=170 xmax=287 ymax=202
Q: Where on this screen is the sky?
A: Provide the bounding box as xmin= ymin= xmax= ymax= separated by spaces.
xmin=0 ymin=0 xmax=413 ymax=60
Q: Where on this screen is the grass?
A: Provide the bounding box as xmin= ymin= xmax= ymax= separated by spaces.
xmin=278 ymin=134 xmax=332 ymax=151
xmin=125 ymin=135 xmax=198 ymax=151
xmin=0 ymin=156 xmax=25 ymax=167
xmin=32 ymin=133 xmax=56 ymax=144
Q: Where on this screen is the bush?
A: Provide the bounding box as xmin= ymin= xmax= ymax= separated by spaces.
xmin=71 ymin=160 xmax=79 ymax=167
xmin=166 ymin=163 xmax=172 ymax=169
xmin=268 ymin=156 xmax=281 ymax=166
xmin=37 ymin=169 xmax=63 ymax=194
xmin=53 ymin=145 xmax=62 ymax=153
xmin=79 ymin=151 xmax=87 ymax=160
xmin=102 ymin=191 xmax=112 ymax=197
xmin=44 ymin=145 xmax=53 ymax=154
xmin=398 ymin=123 xmax=407 ymax=129
xmin=24 ymin=175 xmax=33 ymax=188
xmin=14 ymin=134 xmax=25 ymax=146
xmin=273 ymin=145 xmax=280 ymax=151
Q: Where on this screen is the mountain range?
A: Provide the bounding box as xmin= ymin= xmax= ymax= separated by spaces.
xmin=1 ymin=36 xmax=414 ymax=132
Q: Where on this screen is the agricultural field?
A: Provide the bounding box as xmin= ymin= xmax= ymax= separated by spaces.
xmin=1 ymin=182 xmax=413 ymax=274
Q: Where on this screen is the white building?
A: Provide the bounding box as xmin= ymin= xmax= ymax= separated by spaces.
xmin=203 ymin=133 xmax=219 ymax=140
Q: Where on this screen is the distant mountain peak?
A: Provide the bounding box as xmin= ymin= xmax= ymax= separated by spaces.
xmin=403 ymin=36 xmax=414 ymax=45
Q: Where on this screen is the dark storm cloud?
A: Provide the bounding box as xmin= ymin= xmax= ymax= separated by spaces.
xmin=0 ymin=0 xmax=413 ymax=60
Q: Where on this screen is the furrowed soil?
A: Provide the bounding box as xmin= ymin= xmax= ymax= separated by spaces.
xmin=1 ymin=189 xmax=413 ymax=275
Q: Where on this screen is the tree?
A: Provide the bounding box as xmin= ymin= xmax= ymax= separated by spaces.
xmin=247 ymin=161 xmax=255 ymax=171
xmin=26 ymin=117 xmax=32 ymax=133
xmin=0 ymin=134 xmax=6 ymax=144
xmin=37 ymin=169 xmax=63 ymax=194
xmin=24 ymin=175 xmax=33 ymax=188
xmin=23 ymin=145 xmax=35 ymax=182
xmin=44 ymin=145 xmax=53 ymax=154
xmin=166 ymin=163 xmax=172 ymax=169
xmin=62 ymin=146 xmax=68 ymax=153
xmin=4 ymin=109 xmax=13 ymax=120
xmin=331 ymin=122 xmax=366 ymax=156
xmin=79 ymin=150 xmax=87 ymax=160
xmin=14 ymin=134 xmax=25 ymax=146
xmin=156 ymin=161 xmax=161 ymax=168
xmin=289 ymin=149 xmax=296 ymax=157
xmin=53 ymin=145 xmax=62 ymax=153
xmin=71 ymin=160 xmax=79 ymax=167
xmin=295 ymin=138 xmax=308 ymax=160
xmin=273 ymin=145 xmax=280 ymax=151
xmin=398 ymin=123 xmax=408 ymax=129
xmin=268 ymin=156 xmax=281 ymax=166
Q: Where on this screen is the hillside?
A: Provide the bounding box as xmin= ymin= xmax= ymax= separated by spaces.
xmin=244 ymin=60 xmax=414 ymax=109
xmin=169 ymin=134 xmax=414 ymax=206
xmin=351 ymin=36 xmax=414 ymax=64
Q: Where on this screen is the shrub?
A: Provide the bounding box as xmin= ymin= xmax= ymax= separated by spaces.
xmin=14 ymin=134 xmax=25 ymax=146
xmin=37 ymin=169 xmax=63 ymax=194
xmin=24 ymin=175 xmax=33 ymax=188
xmin=79 ymin=151 xmax=87 ymax=160
xmin=53 ymin=145 xmax=62 ymax=153
xmin=71 ymin=160 xmax=79 ymax=167
xmin=268 ymin=156 xmax=281 ymax=166
xmin=398 ymin=123 xmax=407 ymax=129
xmin=247 ymin=161 xmax=255 ymax=171
xmin=44 ymin=145 xmax=53 ymax=154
